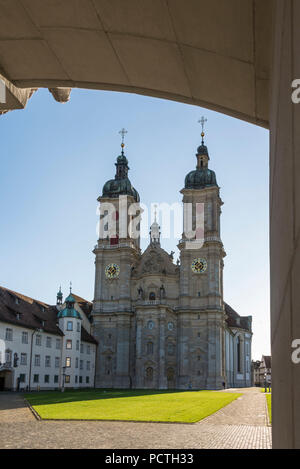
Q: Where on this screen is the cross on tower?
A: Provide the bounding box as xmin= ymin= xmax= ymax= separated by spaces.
xmin=119 ymin=128 xmax=128 ymax=154
xmin=198 ymin=116 xmax=207 ymax=144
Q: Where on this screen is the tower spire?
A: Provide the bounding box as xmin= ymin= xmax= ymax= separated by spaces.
xmin=56 ymin=285 xmax=63 ymax=306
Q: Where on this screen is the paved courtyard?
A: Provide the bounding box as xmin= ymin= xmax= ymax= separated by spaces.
xmin=0 ymin=387 xmax=271 ymax=449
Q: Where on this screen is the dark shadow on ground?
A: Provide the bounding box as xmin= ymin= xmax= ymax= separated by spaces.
xmin=25 ymin=388 xmax=193 ymax=407
xmin=0 ymin=392 xmax=28 ymax=412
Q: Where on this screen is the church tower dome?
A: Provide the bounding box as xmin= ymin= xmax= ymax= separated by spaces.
xmin=184 ymin=127 xmax=217 ymax=190
xmin=101 ymin=129 xmax=140 ymax=202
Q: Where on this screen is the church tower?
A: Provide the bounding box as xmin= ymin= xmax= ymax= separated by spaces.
xmin=177 ymin=119 xmax=226 ymax=389
xmin=92 ymin=130 xmax=141 ymax=388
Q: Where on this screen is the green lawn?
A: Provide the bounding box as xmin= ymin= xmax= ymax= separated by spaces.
xmin=25 ymin=389 xmax=241 ymax=423
xmin=265 ymin=393 xmax=272 ymax=423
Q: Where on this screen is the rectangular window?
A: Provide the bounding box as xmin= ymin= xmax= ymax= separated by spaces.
xmin=55 ymin=357 xmax=60 ymax=368
xmin=75 ymin=357 xmax=79 ymax=369
xmin=44 ymin=375 xmax=49 ymax=383
xmin=67 ymin=321 xmax=73 ymax=331
xmin=54 ymin=375 xmax=59 ymax=384
xmin=86 ymin=361 xmax=90 ymax=371
xmin=46 ymin=337 xmax=52 ymax=348
xmin=75 ymin=375 xmax=78 ymax=383
xmin=36 ymin=334 xmax=42 ymax=346
xmin=65 ymin=375 xmax=70 ymax=383
xmin=79 ymin=376 xmax=82 ymax=384
xmin=80 ymin=344 xmax=84 ymax=353
xmin=22 ymin=331 xmax=28 ymax=344
xmin=5 ymin=328 xmax=13 ymax=341
xmin=45 ymin=356 xmax=51 ymax=367
xmin=86 ymin=376 xmax=89 ymax=384
xmin=19 ymin=374 xmax=26 ymax=383
xmin=33 ymin=374 xmax=39 ymax=383
xmin=20 ymin=353 xmax=27 ymax=365
xmin=65 ymin=357 xmax=71 ymax=368
xmin=34 ymin=354 xmax=40 ymax=367
xmin=56 ymin=338 xmax=61 ymax=350
xmin=77 ymin=322 xmax=80 ymax=332
xmin=66 ymin=339 xmax=72 ymax=349
xmin=87 ymin=346 xmax=91 ymax=355
xmin=76 ymin=340 xmax=79 ymax=351
xmin=5 ymin=350 xmax=12 ymax=365
xmin=80 ymin=360 xmax=83 ymax=370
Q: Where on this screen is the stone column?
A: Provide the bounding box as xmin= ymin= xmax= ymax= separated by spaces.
xmin=177 ymin=314 xmax=190 ymax=388
xmin=158 ymin=312 xmax=167 ymax=389
xmin=206 ymin=315 xmax=223 ymax=390
xmin=115 ymin=314 xmax=131 ymax=388
xmin=135 ymin=317 xmax=143 ymax=388
xmin=270 ymin=0 xmax=300 ymax=448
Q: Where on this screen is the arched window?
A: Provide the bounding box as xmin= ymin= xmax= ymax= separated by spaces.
xmin=147 ymin=342 xmax=153 ymax=355
xmin=146 ymin=367 xmax=153 ymax=381
xmin=149 ymin=292 xmax=156 ymax=301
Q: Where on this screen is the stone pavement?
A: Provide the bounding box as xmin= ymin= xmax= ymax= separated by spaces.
xmin=0 ymin=387 xmax=271 ymax=449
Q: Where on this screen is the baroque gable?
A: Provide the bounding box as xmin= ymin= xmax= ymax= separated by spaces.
xmin=132 ymin=245 xmax=179 ymax=278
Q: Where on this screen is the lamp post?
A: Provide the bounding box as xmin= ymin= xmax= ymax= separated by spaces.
xmin=264 ymin=372 xmax=267 ymax=393
xmin=61 ymin=366 xmax=66 ymax=392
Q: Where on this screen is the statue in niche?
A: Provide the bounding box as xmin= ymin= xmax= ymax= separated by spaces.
xmin=160 ymin=284 xmax=166 ymax=299
xmin=138 ymin=286 xmax=144 ymax=300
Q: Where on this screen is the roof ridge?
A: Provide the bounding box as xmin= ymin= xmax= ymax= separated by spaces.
xmin=0 ymin=286 xmax=49 ymax=307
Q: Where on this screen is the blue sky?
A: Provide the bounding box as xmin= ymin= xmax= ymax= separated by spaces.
xmin=0 ymin=88 xmax=269 ymax=360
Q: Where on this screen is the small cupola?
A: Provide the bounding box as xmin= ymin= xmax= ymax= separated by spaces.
xmin=57 ymin=283 xmax=82 ymax=320
xmin=150 ymin=205 xmax=160 ymax=246
xmin=56 ymin=286 xmax=63 ymax=306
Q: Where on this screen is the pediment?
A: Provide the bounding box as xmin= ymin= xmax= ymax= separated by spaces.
xmin=133 ymin=245 xmax=178 ymax=277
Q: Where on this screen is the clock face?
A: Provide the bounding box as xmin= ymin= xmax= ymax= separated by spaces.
xmin=105 ymin=263 xmax=120 ymax=279
xmin=191 ymin=258 xmax=207 ymax=274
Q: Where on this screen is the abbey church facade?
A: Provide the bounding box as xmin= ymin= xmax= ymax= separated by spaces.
xmin=92 ymin=134 xmax=252 ymax=390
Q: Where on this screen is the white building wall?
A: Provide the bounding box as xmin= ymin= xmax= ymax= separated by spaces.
xmin=0 ymin=317 xmax=97 ymax=391
xmin=0 ymin=321 xmax=63 ymax=390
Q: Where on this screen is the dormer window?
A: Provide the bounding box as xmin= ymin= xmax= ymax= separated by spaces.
xmin=15 ymin=298 xmax=20 ymax=305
